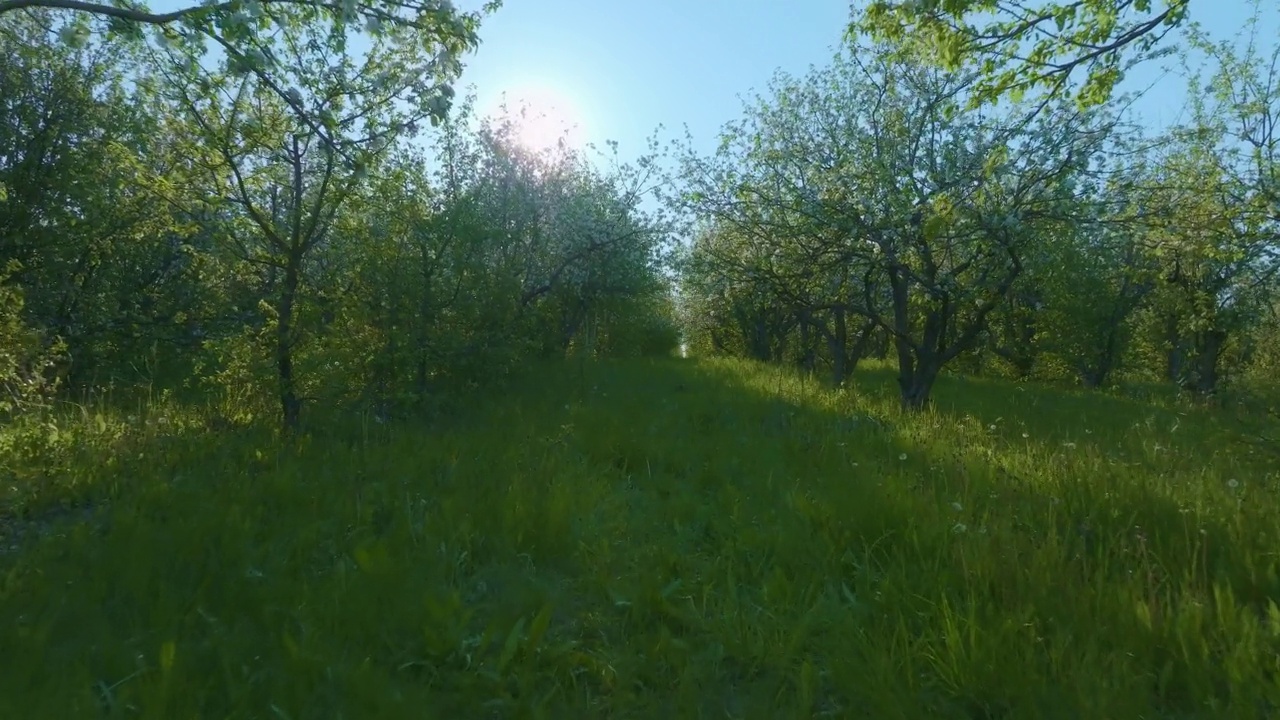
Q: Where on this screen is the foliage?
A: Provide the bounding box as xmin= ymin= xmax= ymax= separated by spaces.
xmin=0 ymin=263 xmax=65 ymax=417
xmin=0 ymin=0 xmax=498 ymax=150
xmin=1 ymin=1 xmax=677 ymax=429
xmin=1 ymin=16 xmax=203 ymax=387
xmin=849 ymin=0 xmax=1191 ymax=108
xmin=1121 ymin=9 xmax=1280 ymax=395
xmin=674 ymin=42 xmax=1112 ymax=409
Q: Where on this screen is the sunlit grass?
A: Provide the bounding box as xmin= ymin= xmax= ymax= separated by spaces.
xmin=2 ymin=357 xmax=1279 ymax=718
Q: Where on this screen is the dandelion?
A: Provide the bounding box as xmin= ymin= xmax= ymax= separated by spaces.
xmin=1022 ymin=432 xmax=1029 ymax=439
xmin=950 ymin=502 xmax=963 ymax=512
xmin=952 ymin=523 xmax=967 ymax=534
xmin=898 ymin=453 xmax=907 ymax=461
xmin=1063 ymin=442 xmax=1077 ymax=449
xmin=1227 ymin=478 xmax=1240 ymax=489
xmin=988 ymin=424 xmax=996 ymax=431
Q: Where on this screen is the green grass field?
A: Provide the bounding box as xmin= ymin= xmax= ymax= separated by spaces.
xmin=2 ymin=358 xmax=1279 ymax=719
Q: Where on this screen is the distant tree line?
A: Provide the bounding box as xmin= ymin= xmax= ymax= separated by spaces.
xmin=1 ymin=8 xmax=679 ymax=431
xmin=671 ymin=11 xmax=1280 ymax=410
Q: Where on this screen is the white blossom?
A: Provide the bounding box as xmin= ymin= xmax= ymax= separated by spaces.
xmin=58 ymin=24 xmax=89 ymax=48
xmin=427 ymin=93 xmax=451 ymax=118
xmin=244 ymin=47 xmax=268 ymax=69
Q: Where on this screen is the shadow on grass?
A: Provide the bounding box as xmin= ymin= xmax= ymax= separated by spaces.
xmin=0 ymin=357 xmax=1276 ymax=719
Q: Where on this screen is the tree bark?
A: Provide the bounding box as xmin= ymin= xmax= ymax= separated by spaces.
xmin=899 ymin=352 xmax=942 ymax=411
xmin=1182 ymin=328 xmax=1227 ymax=396
xmin=828 ymin=307 xmax=849 ymax=386
xmin=276 ymin=254 xmax=302 ymax=432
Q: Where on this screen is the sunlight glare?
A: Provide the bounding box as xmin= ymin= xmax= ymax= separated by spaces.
xmin=491 ymin=84 xmax=587 ymax=153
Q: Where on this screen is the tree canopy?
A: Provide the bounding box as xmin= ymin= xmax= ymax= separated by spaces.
xmin=850 ymin=0 xmax=1192 ymax=107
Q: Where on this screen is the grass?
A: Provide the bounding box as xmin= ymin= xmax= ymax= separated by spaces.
xmin=2 ymin=356 xmax=1279 ymax=719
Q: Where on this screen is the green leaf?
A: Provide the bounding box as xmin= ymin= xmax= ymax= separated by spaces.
xmin=497 ymin=616 xmax=527 ymax=672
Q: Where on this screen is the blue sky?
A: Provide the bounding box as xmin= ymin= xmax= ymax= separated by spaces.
xmin=138 ymin=0 xmax=1278 ymax=160
xmin=456 ymin=0 xmax=852 ymax=157
xmin=457 ymin=0 xmax=1279 ymax=160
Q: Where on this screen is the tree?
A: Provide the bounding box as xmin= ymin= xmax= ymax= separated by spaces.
xmin=141 ymin=0 xmax=465 ymax=431
xmin=1137 ymin=146 xmax=1275 ymax=394
xmin=676 ymin=44 xmax=1110 ymax=409
xmin=1131 ymin=12 xmax=1280 ymax=395
xmin=0 ymin=0 xmax=496 ymax=151
xmin=1 ymin=13 xmax=207 ymax=387
xmin=979 ymin=145 xmax=1158 ymax=387
xmin=849 ymin=0 xmax=1191 ymax=108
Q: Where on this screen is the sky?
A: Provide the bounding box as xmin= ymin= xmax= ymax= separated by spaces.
xmin=134 ymin=0 xmax=1279 ymax=164
xmin=456 ymin=0 xmax=853 ymax=158
xmin=456 ymin=0 xmax=1280 ymax=162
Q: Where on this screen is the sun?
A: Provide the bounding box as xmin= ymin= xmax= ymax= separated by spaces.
xmin=489 ymin=84 xmax=587 ymax=153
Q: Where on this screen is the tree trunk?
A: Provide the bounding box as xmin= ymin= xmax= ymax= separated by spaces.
xmin=797 ymin=313 xmax=816 ymax=373
xmin=828 ymin=308 xmax=849 ymax=386
xmin=898 ymin=352 xmax=941 ymax=411
xmin=277 ymin=255 xmax=302 ymax=432
xmin=561 ymin=303 xmax=586 ymax=353
xmin=849 ymin=317 xmax=877 ymax=369
xmin=1182 ymin=328 xmax=1227 ymax=396
xmin=869 ymin=326 xmax=889 ymax=360
xmin=888 ymin=267 xmax=939 ymax=411
xmin=1080 ymin=367 xmax=1107 ymax=389
xmin=1079 ymin=323 xmax=1120 ymax=388
xmin=750 ymin=316 xmax=771 ymax=361
xmin=825 ymin=310 xmax=876 ymax=387
xmin=1164 ymin=315 xmax=1187 ymax=383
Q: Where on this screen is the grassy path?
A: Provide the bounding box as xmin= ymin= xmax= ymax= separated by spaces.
xmin=2 ymin=358 xmax=1279 ymax=718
